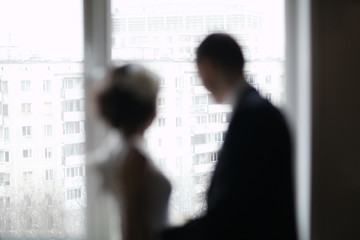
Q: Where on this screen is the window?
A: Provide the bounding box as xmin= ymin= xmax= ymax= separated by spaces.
xmin=266 ymin=75 xmax=272 ymax=83
xmin=265 ymin=93 xmax=272 ymax=101
xmin=2 ymin=104 xmax=8 ymax=116
xmin=176 ymin=117 xmax=182 ymax=127
xmin=176 ymin=156 xmax=182 ymax=168
xmin=23 ymin=171 xmax=33 ymax=182
xmin=157 ymin=97 xmax=166 ymax=107
xmin=159 ymin=78 xmax=166 ymax=87
xmin=64 ymin=122 xmax=81 ymax=134
xmin=21 ymin=80 xmax=31 ymax=92
xmin=22 ymin=126 xmax=32 ymax=137
xmin=66 ymin=166 xmax=84 ymax=178
xmin=176 ymin=137 xmax=182 ymax=147
xmin=175 ymin=78 xmax=183 ymax=88
xmin=63 ymin=99 xmax=83 ymax=112
xmin=67 ymin=188 xmax=82 ymax=200
xmin=193 ymin=95 xmax=208 ymax=105
xmin=176 ymin=97 xmax=182 ymax=108
xmin=43 ymin=80 xmax=51 ymax=92
xmin=63 ymin=143 xmax=85 ymax=157
xmin=1 ymin=1 xmax=86 ymax=237
xmin=21 ymin=103 xmax=31 ymax=114
xmin=63 ymin=77 xmax=83 ymax=90
xmin=158 ymin=117 xmax=166 ymax=127
xmin=45 ymin=147 xmax=53 ymax=159
xmin=43 ymin=102 xmax=53 ymax=115
xmin=44 ymin=125 xmax=53 ymax=137
xmin=211 ymin=152 xmax=218 ymax=162
xmin=23 ymin=149 xmax=32 ymax=158
xmin=0 ymin=151 xmax=10 ymax=163
xmin=3 ymin=127 xmax=9 ymax=140
xmin=69 ymin=0 xmax=287 ymax=235
xmin=0 ymin=173 xmax=10 ymax=186
xmin=45 ymin=169 xmax=54 ymax=181
xmin=245 ymin=73 xmax=257 ymax=84
xmin=1 ymin=81 xmax=8 ymax=93
xmin=159 ymin=158 xmax=166 ymax=167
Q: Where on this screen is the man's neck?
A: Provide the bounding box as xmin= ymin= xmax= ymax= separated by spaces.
xmin=225 ymin=79 xmax=250 ymax=105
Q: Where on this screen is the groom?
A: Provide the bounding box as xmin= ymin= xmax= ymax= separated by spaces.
xmin=161 ymin=34 xmax=297 ymax=240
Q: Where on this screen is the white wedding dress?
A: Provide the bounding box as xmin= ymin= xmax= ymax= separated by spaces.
xmin=92 ymin=132 xmax=171 ymax=240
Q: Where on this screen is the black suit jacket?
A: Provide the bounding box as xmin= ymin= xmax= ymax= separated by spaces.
xmin=162 ymin=87 xmax=297 ymax=240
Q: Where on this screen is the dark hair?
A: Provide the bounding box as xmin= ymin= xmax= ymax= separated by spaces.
xmin=196 ymin=33 xmax=245 ymax=76
xmin=98 ymin=65 xmax=157 ymax=134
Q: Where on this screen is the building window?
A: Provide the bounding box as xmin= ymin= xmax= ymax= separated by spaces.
xmin=63 ymin=99 xmax=83 ymax=112
xmin=211 ymin=152 xmax=218 ymax=162
xmin=244 ymin=73 xmax=256 ymax=84
xmin=193 ymin=95 xmax=208 ymax=105
xmin=159 ymin=158 xmax=166 ymax=167
xmin=23 ymin=149 xmax=32 ymax=158
xmin=43 ymin=80 xmax=51 ymax=92
xmin=21 ymin=80 xmax=31 ymax=92
xmin=43 ymin=102 xmax=53 ymax=115
xmin=265 ymin=93 xmax=272 ymax=101
xmin=22 ymin=126 xmax=32 ymax=137
xmin=266 ymin=75 xmax=272 ymax=83
xmin=44 ymin=125 xmax=53 ymax=137
xmin=3 ymin=128 xmax=9 ymax=140
xmin=175 ymin=78 xmax=183 ymax=88
xmin=23 ymin=171 xmax=33 ymax=182
xmin=66 ymin=166 xmax=84 ymax=178
xmin=45 ymin=169 xmax=54 ymax=181
xmin=176 ymin=137 xmax=182 ymax=147
xmin=63 ymin=143 xmax=85 ymax=157
xmin=191 ymin=75 xmax=203 ymax=86
xmin=63 ymin=78 xmax=83 ymax=90
xmin=158 ymin=138 xmax=163 ymax=147
xmin=2 ymin=104 xmax=8 ymax=116
xmin=0 ymin=173 xmax=10 ymax=186
xmin=0 ymin=151 xmax=9 ymax=163
xmin=67 ymin=188 xmax=82 ymax=200
xmin=64 ymin=122 xmax=80 ymax=134
xmin=176 ymin=156 xmax=182 ymax=168
xmin=176 ymin=117 xmax=182 ymax=127
xmin=1 ymin=81 xmax=8 ymax=94
xmin=158 ymin=117 xmax=166 ymax=127
xmin=0 ymin=127 xmax=9 ymax=140
xmin=159 ymin=77 xmax=166 ymax=87
xmin=45 ymin=147 xmax=53 ymax=159
xmin=21 ymin=103 xmax=31 ymax=114
xmin=176 ymin=97 xmax=182 ymax=108
xmin=157 ymin=97 xmax=166 ymax=107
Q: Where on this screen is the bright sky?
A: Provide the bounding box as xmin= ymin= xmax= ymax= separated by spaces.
xmin=0 ymin=0 xmax=284 ymax=60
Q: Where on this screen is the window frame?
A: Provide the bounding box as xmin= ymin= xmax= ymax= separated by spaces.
xmin=83 ymin=1 xmax=312 ymax=240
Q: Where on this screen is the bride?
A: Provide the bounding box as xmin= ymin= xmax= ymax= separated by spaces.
xmin=95 ymin=64 xmax=171 ymax=240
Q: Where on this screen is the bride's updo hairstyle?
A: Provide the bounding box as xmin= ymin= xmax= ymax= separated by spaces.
xmin=98 ymin=64 xmax=159 ymax=135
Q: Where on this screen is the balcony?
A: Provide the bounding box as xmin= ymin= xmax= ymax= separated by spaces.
xmin=191 ymin=105 xmax=208 ymax=113
xmin=193 ymin=142 xmax=222 ymax=154
xmin=63 ymin=111 xmax=85 ymax=122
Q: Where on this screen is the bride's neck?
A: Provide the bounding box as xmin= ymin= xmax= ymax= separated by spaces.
xmin=122 ymin=130 xmax=144 ymax=141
